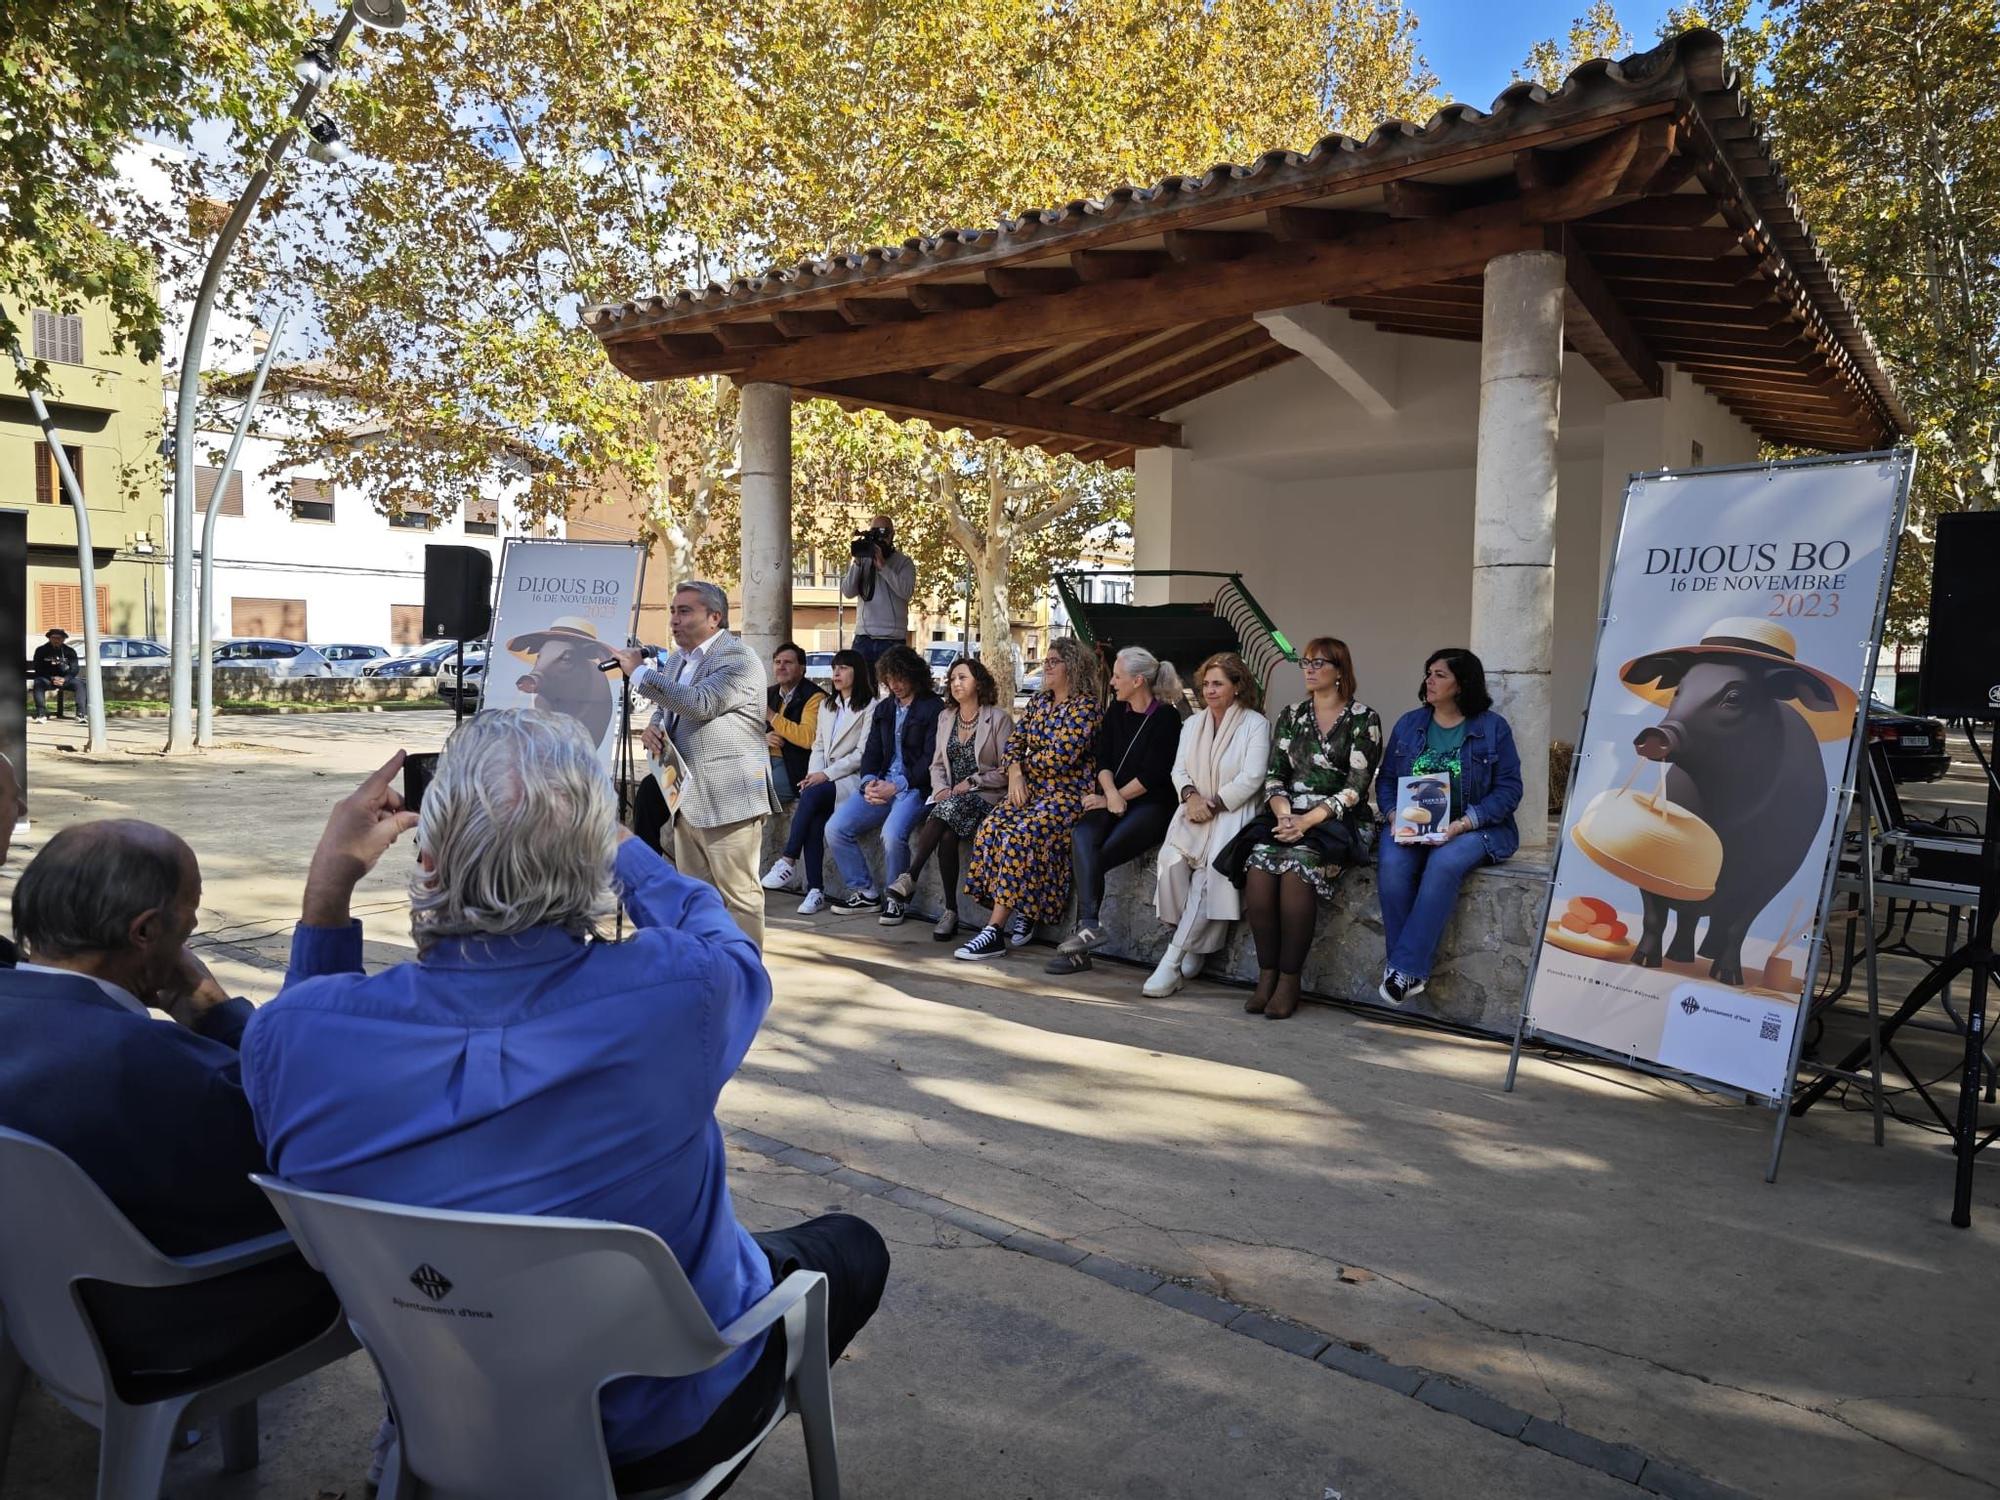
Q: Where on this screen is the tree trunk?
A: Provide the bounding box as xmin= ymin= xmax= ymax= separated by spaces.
xmin=973 ymin=543 xmax=1016 ymax=703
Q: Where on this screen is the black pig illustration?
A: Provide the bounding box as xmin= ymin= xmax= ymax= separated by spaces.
xmin=1619 ymin=643 xmax=1837 ymax=986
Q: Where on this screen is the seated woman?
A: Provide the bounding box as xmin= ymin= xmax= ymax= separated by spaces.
xmin=1143 ymin=652 xmax=1272 ymax=997
xmin=1233 ymin=638 xmax=1382 ymax=1020
xmin=956 ymin=637 xmax=1103 ymax=962
xmin=884 ymin=656 xmax=1012 ymax=937
xmin=825 ymin=645 xmax=943 ymax=912
xmin=1050 ymin=646 xmax=1184 ymax=974
xmin=1373 ymin=648 xmax=1522 ymax=1005
xmin=760 ymin=650 xmax=877 ymax=914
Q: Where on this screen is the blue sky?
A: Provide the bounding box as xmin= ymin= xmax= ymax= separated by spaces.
xmin=1417 ymin=0 xmax=1678 ymax=106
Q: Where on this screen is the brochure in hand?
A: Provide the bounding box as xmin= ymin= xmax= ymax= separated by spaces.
xmin=1392 ymin=774 xmax=1452 ymax=845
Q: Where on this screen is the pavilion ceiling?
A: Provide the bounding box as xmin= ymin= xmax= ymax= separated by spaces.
xmin=586 ymin=30 xmax=1906 ymax=469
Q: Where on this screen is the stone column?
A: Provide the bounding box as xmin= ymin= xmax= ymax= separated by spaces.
xmin=737 ymin=382 xmax=793 ymax=669
xmin=1471 ymin=250 xmax=1564 ymax=852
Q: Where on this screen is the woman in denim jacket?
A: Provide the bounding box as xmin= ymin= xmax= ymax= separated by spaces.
xmin=1372 ymin=648 xmax=1523 ymax=1005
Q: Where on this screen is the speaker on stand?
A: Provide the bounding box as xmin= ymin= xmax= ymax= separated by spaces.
xmin=423 ymin=545 xmax=494 ymax=726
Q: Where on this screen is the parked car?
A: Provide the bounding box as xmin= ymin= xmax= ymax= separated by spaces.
xmin=362 ymin=641 xmax=465 ymax=678
xmin=925 ymin=644 xmax=962 ymax=688
xmin=316 ymin=643 xmax=392 ymax=677
xmin=94 ymin=636 xmax=172 ymax=664
xmin=804 ymin=650 xmax=837 ymax=690
xmin=211 ymin=638 xmax=337 ymax=678
xmin=1866 ymin=698 xmax=1950 ymax=783
xmin=439 ymin=650 xmax=488 ymax=708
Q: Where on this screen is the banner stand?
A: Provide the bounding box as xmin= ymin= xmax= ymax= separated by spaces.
xmin=1505 ymin=450 xmax=1915 ymax=1182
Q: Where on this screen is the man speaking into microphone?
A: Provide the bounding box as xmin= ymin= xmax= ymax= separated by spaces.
xmin=609 ymin=581 xmax=776 ymax=947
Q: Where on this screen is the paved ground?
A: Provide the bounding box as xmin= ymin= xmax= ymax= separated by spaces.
xmin=3 ymin=712 xmax=1997 ymax=1500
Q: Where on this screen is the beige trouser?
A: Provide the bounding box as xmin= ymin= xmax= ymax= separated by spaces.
xmin=1157 ymin=859 xmax=1232 ymax=956
xmin=674 ymin=814 xmax=769 ymax=949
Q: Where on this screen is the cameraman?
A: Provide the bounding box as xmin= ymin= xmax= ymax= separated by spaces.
xmin=840 ymin=513 xmax=915 ymax=671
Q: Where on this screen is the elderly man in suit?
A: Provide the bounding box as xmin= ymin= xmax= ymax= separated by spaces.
xmin=0 ymin=814 xmax=346 ymax=1389
xmin=611 ymin=581 xmax=777 ymax=947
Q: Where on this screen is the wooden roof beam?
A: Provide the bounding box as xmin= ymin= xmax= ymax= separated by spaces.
xmin=771 ymin=309 xmax=851 ymax=338
xmin=1522 ymin=120 xmax=1677 ymax=223
xmin=800 ymin=373 xmax=1183 ymax=451
xmin=1163 ymin=228 xmax=1269 ymax=262
xmin=1558 ymin=230 xmax=1663 ymax=400
xmin=986 ymin=266 xmax=1078 ymax=298
xmin=1032 ymin=321 xmax=1248 ymax=405
xmin=711 ymin=321 xmax=788 ymax=350
xmin=907 ymin=283 xmax=999 ymax=313
xmin=838 ymin=298 xmax=924 ymax=326
xmin=1071 ymin=249 xmax=1169 ymax=283
xmin=734 ymin=203 xmax=1546 ymax=387
xmin=1266 ymin=206 xmax=1380 ymax=242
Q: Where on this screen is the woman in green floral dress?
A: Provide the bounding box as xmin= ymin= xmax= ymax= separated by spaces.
xmin=1241 ymin=637 xmax=1383 ymax=1019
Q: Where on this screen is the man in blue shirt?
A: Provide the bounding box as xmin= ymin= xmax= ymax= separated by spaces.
xmin=243 ymin=713 xmax=887 ymax=1489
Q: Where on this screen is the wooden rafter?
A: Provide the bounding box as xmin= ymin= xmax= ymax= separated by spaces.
xmin=799 ymin=373 xmax=1184 ymax=451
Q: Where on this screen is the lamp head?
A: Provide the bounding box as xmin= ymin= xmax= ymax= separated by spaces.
xmin=350 ymin=0 xmax=408 ymax=30
xmin=304 ymin=115 xmax=350 ymax=165
xmin=294 ymin=42 xmax=335 ymax=85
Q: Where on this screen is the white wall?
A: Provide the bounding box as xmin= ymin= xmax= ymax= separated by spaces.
xmin=1132 ymin=325 xmax=1685 ymax=727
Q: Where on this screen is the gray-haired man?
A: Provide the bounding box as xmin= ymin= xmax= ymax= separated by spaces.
xmin=610 ymin=581 xmax=777 ymax=947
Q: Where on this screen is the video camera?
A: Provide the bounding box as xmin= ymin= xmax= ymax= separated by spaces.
xmin=850 ymin=524 xmax=892 ymax=560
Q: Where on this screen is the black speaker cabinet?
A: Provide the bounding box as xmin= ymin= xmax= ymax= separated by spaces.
xmin=1919 ymin=511 xmax=2000 ymax=720
xmin=423 ymin=544 xmax=493 ymax=642
xmin=0 ymin=509 xmax=23 ymax=808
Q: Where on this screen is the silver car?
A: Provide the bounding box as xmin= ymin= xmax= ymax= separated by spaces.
xmin=439 ymin=650 xmax=488 ymax=707
xmin=315 ymin=643 xmax=392 ymax=677
xmin=211 ymin=638 xmax=337 ymax=678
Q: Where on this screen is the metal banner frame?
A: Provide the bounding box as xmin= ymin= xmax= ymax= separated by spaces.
xmin=1505 ymin=449 xmax=1915 ymax=1182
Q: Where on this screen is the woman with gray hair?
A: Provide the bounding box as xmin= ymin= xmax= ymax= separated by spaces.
xmin=1049 ymin=645 xmax=1185 ymax=973
xmin=245 ymin=709 xmax=890 ymax=1483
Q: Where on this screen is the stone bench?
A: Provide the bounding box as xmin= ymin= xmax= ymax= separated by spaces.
xmin=759 ymin=805 xmax=1545 ymax=1035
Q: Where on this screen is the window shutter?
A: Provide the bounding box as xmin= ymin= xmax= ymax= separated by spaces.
xmin=31 ymin=310 xmax=84 ymax=365
xmin=231 ymin=597 xmax=308 ymax=639
xmin=290 ymin=477 xmax=334 ymax=522
xmin=390 ymin=604 xmax=424 ymax=644
xmin=35 ymin=582 xmax=108 ymax=636
xmin=195 ymin=466 xmax=244 ymax=517
xmin=33 ymin=442 xmax=83 ymax=504
xmin=465 ymin=500 xmax=498 ymax=536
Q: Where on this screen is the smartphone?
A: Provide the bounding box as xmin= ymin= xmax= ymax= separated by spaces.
xmin=403 ymin=752 xmax=440 ymax=816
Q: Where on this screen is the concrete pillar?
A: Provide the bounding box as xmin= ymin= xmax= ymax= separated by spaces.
xmin=737 ymin=382 xmax=793 ymax=669
xmin=1471 ymin=250 xmax=1564 ymax=852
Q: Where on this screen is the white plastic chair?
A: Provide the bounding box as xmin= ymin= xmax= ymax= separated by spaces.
xmin=254 ymin=1177 xmax=842 ymax=1500
xmin=0 ymin=1127 xmax=357 ymax=1499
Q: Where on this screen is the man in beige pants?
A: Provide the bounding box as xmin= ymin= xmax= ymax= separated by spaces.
xmin=613 ymin=582 xmax=777 ymax=947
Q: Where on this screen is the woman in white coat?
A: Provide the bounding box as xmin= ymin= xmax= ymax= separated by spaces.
xmin=1144 ymin=653 xmax=1273 ymax=996
xmin=760 ymin=649 xmax=878 ymax=913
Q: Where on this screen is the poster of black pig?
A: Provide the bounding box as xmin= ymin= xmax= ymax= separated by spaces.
xmin=1522 ymin=453 xmax=1911 ymax=1101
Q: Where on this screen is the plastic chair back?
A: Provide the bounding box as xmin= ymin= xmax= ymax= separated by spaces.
xmin=255 ymin=1179 xmax=781 ymax=1500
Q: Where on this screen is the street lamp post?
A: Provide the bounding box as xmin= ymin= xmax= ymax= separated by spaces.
xmin=164 ymin=0 xmax=406 ymax=752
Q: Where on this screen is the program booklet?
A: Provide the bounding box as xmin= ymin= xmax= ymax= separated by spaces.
xmin=1392 ymin=774 xmax=1452 ymax=845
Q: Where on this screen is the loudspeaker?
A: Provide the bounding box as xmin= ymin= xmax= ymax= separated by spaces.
xmin=0 ymin=509 xmax=23 ymax=808
xmin=1919 ymin=511 xmax=2000 ymax=720
xmin=423 ymin=544 xmax=493 ymax=642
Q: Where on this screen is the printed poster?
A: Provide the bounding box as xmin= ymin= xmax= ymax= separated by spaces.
xmin=483 ymin=541 xmax=646 ymax=768
xmin=1521 ymin=455 xmax=1909 ymax=1100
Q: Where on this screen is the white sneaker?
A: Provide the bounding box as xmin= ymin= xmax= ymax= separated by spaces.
xmin=760 ymin=856 xmax=798 ymax=891
xmin=1180 ymin=949 xmax=1205 ymax=979
xmin=1142 ymin=948 xmax=1185 ymax=998
xmin=796 ymin=889 xmax=826 ymax=915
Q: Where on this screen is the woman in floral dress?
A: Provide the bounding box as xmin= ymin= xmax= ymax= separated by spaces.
xmin=1241 ymin=637 xmax=1383 ymax=1018
xmin=956 ymin=637 xmax=1104 ymax=961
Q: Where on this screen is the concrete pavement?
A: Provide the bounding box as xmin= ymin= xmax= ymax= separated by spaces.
xmin=3 ymin=712 xmax=1995 ymax=1500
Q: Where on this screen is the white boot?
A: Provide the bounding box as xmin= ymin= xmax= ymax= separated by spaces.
xmin=1143 ymin=946 xmax=1187 ymax=998
xmin=1180 ymin=948 xmax=1205 ymax=979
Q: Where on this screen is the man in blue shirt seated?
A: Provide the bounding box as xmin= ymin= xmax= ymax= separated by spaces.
xmin=243 ymin=710 xmax=888 ymax=1491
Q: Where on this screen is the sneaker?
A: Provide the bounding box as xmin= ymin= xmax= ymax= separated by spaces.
xmin=932 ymin=910 xmax=960 ymax=942
xmin=886 ymin=873 xmax=915 ymax=902
xmin=29 ymin=715 xmax=44 ymax=724
xmin=955 ymin=924 xmax=1006 ymax=961
xmin=366 ymin=1413 xmax=395 ymax=1491
xmin=1005 ymin=913 xmax=1035 ymax=948
xmin=879 ymin=895 xmax=907 ymax=926
xmin=1378 ymin=971 xmax=1409 ymax=1007
xmin=1045 ymin=951 xmax=1092 ymax=976
xmin=1403 ymin=975 xmax=1428 ymax=1001
xmin=1179 ymin=949 xmax=1205 ymax=979
xmin=833 ymin=889 xmax=880 ymax=912
xmin=1056 ymin=923 xmax=1106 ymax=957
xmin=759 ymin=856 xmax=798 ymax=891
xmin=797 ymin=889 xmax=827 ymax=915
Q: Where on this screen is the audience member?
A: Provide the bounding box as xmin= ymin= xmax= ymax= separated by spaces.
xmin=886 ymin=656 xmax=1011 ymax=940
xmin=956 ymin=637 xmax=1103 ymax=961
xmin=1374 ymin=648 xmax=1523 ymax=1005
xmin=0 ymin=815 xmax=340 ymax=1386
xmin=839 ymin=513 xmax=916 ymax=670
xmin=243 ymin=711 xmax=888 ymax=1492
xmin=1049 ymin=646 xmax=1183 ymax=975
xmin=1144 ymin=653 xmax=1272 ymax=997
xmin=30 ymin=628 xmax=82 ymax=722
xmin=612 ymin=582 xmax=777 ymax=948
xmin=824 ymin=645 xmax=942 ymax=914
xmin=1224 ymin=638 xmax=1382 ymax=1020
xmin=760 ymin=650 xmax=878 ymax=914
xmin=0 ymin=751 xmax=20 ymax=966
xmin=765 ymin=641 xmax=825 ymax=805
